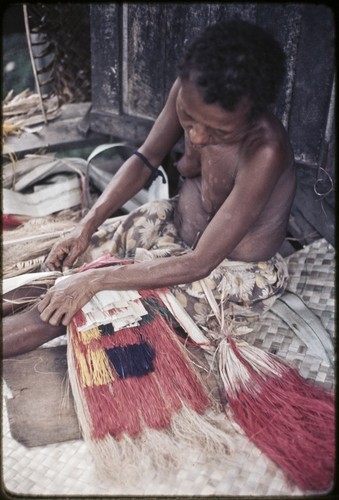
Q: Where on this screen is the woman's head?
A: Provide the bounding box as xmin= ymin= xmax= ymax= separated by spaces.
xmin=178 ymin=19 xmax=286 ymax=116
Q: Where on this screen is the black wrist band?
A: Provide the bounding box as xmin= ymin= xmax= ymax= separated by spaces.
xmin=133 ymin=151 xmax=166 ymax=188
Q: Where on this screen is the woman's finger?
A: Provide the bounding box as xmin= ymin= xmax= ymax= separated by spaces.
xmin=37 ymin=293 xmax=51 ymax=313
xmin=62 ymin=248 xmax=78 ymax=270
xmin=48 ymin=308 xmax=67 ymax=326
xmin=45 ymin=243 xmax=70 ymax=270
xmin=61 ymin=310 xmax=76 ymax=326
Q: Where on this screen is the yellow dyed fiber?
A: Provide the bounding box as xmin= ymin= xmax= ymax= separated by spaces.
xmin=74 ymin=343 xmax=115 ymax=387
xmin=3 ymin=122 xmax=22 ymax=137
xmin=80 ymin=326 xmax=102 ymax=345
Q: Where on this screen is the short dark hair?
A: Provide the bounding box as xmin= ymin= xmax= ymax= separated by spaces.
xmin=178 ymin=19 xmax=286 ymax=115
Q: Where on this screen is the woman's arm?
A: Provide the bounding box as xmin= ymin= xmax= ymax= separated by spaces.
xmin=38 ymin=142 xmax=285 ymax=326
xmin=44 ymin=79 xmax=183 ymax=271
xmin=79 ymin=79 xmax=184 ymax=237
xmin=38 ymin=252 xmax=200 ymax=326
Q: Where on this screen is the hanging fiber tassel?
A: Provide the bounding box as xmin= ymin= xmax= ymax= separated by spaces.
xmin=66 ymin=256 xmax=236 ymax=483
xmin=192 ymin=276 xmax=336 ymax=493
xmin=218 ymin=333 xmax=335 ymax=493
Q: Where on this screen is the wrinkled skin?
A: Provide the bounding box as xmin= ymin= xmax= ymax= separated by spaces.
xmin=38 ymin=272 xmax=98 ymax=326
xmin=41 ymin=226 xmax=91 ymax=273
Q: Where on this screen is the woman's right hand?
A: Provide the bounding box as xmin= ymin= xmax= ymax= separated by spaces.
xmin=42 ymin=226 xmax=91 ymax=272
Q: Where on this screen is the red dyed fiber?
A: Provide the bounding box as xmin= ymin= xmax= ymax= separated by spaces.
xmin=90 ymin=325 xmax=142 ymax=350
xmin=84 ymin=372 xmax=173 ymax=440
xmin=2 ymin=214 xmax=25 ymax=230
xmin=83 ymin=311 xmax=210 ymax=439
xmin=84 ymin=383 xmax=140 ymax=439
xmin=70 ymin=283 xmax=211 ymax=442
xmin=76 ymin=255 xmax=135 ymax=273
xmin=73 ymin=309 xmax=87 ymax=328
xmin=117 ymin=374 xmax=172 ymax=431
xmin=225 ymin=341 xmax=335 ymax=493
xmin=139 ymin=313 xmax=210 ymax=415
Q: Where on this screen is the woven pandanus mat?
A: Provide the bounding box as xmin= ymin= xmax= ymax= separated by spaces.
xmin=285 ymin=238 xmax=334 ymax=333
xmin=2 ymin=238 xmax=334 ymax=496
xmin=245 ymin=238 xmax=335 ymax=391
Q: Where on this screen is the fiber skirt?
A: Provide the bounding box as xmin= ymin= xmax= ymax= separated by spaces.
xmin=87 ymin=197 xmax=289 ymax=341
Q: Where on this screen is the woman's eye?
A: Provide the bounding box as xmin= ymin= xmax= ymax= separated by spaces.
xmin=183 ymin=112 xmax=192 ymax=121
xmin=215 ymin=129 xmax=229 ymax=137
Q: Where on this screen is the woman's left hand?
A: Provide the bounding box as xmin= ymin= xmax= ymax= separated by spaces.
xmin=37 ymin=272 xmax=99 ymax=326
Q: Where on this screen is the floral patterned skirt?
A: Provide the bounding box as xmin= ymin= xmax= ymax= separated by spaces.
xmin=88 ymin=197 xmax=289 ymax=341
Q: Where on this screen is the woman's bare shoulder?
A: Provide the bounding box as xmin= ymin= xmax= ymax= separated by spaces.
xmin=241 ymin=113 xmax=294 ymax=174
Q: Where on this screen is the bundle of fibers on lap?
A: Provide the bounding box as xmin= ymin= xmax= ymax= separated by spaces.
xmin=3 ymin=212 xmax=80 ymax=278
xmin=66 ymin=257 xmax=234 ymax=482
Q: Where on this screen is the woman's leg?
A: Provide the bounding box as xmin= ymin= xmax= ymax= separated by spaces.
xmin=3 ymin=284 xmax=48 ymax=317
xmin=3 ymin=305 xmax=66 ymax=358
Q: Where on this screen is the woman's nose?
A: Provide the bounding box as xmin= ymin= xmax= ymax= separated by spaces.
xmin=188 ymin=124 xmax=210 ymax=146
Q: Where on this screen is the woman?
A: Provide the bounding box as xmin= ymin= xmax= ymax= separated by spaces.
xmin=3 ymin=19 xmax=295 ymax=357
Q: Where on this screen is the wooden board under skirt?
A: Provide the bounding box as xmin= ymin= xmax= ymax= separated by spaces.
xmin=3 ymin=345 xmax=82 ymax=446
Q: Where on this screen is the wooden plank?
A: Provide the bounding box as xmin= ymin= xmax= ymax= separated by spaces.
xmin=209 ymin=2 xmax=257 ymax=22
xmin=163 ymin=3 xmax=212 ymax=95
xmin=293 ymin=185 xmax=335 ymax=247
xmin=90 ymin=109 xmax=155 ymax=146
xmin=3 ymin=345 xmax=81 ymax=447
xmin=256 ymin=3 xmax=303 ymax=127
xmin=90 ymin=109 xmax=186 ymax=155
xmin=289 ymin=164 xmax=334 ymax=246
xmin=288 ymin=5 xmax=335 ymax=167
xmin=3 ymin=103 xmax=108 ymax=157
xmin=90 ymin=4 xmax=121 ymax=114
xmin=123 ymin=4 xmax=166 ymax=118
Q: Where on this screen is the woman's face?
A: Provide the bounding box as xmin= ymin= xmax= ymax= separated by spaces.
xmin=176 ymin=76 xmax=253 ymax=148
